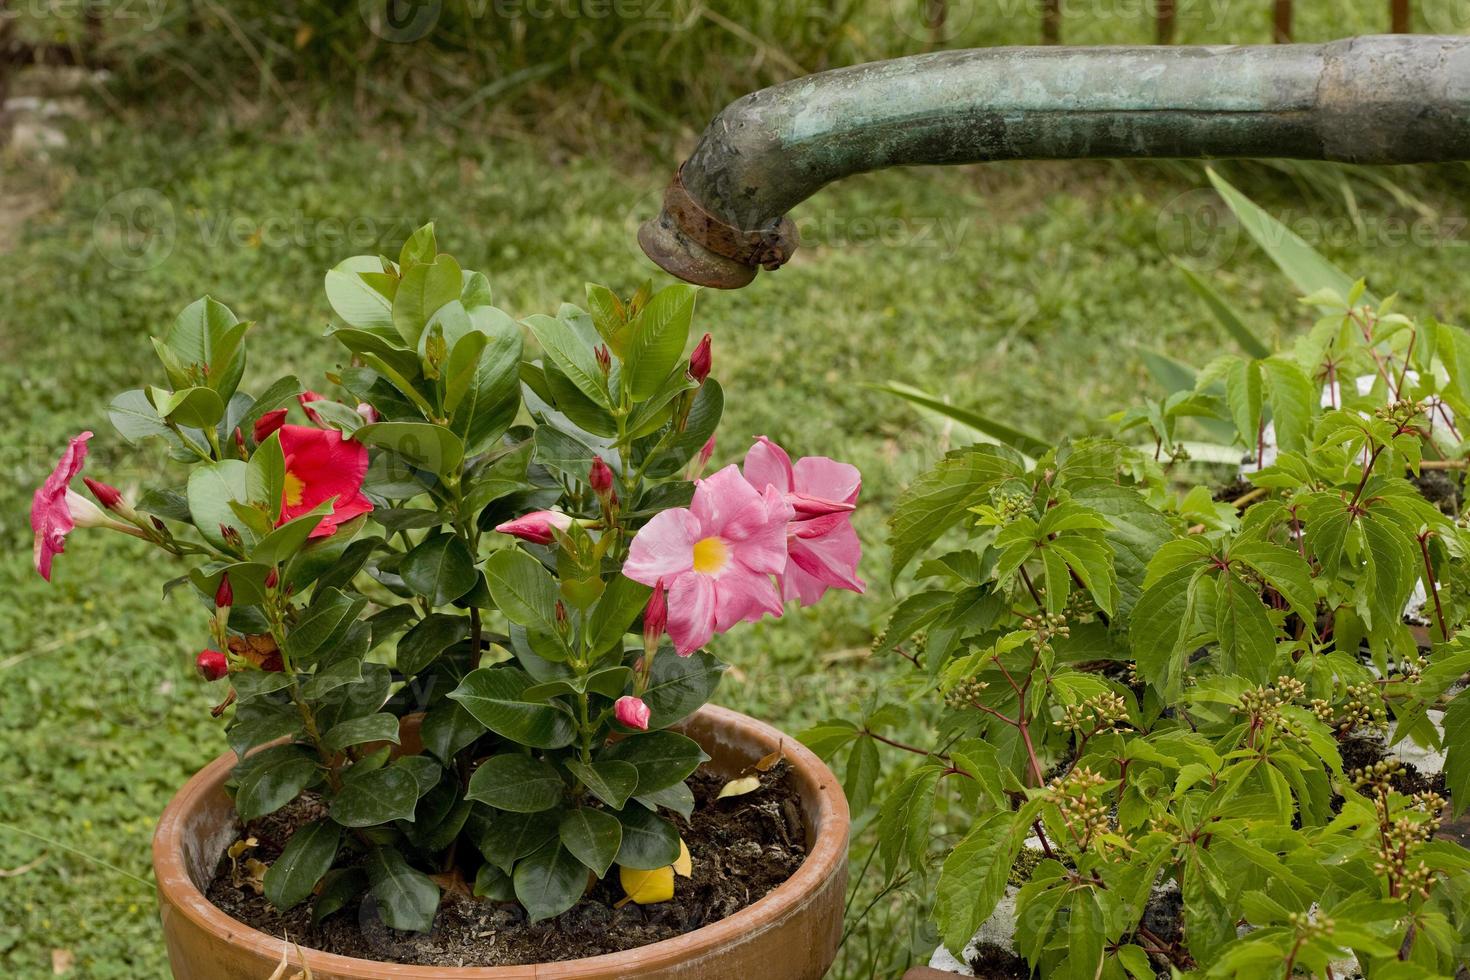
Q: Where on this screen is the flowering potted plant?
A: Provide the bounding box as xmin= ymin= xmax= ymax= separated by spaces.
xmin=33 ymin=225 xmax=856 ymax=978
xmin=828 ymin=180 xmax=1470 ymax=979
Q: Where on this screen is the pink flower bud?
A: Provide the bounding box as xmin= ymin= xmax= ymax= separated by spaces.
xmin=234 ymin=427 xmax=247 ymax=456
xmin=615 ymin=695 xmax=651 ymax=731
xmin=253 ymin=409 xmax=288 ymax=443
xmin=595 ymin=345 xmax=611 ymax=376
xmin=82 ymin=477 xmax=123 ymax=511
xmin=697 ymin=435 xmax=715 ymax=468
xmin=355 ymin=402 xmax=380 ymax=424
xmin=195 ymin=650 xmax=229 ymax=682
xmin=214 ymin=573 xmax=233 ymax=609
xmin=264 ymin=569 xmax=278 ymax=590
xmin=298 ymin=391 xmax=327 ymax=426
xmin=643 ymin=581 xmax=667 ymax=652
xmin=589 ymin=456 xmax=615 ymax=495
xmin=688 ymin=333 xmax=712 ymax=384
xmin=789 ymin=492 xmax=857 ymax=520
xmin=494 ymin=510 xmax=573 ymax=546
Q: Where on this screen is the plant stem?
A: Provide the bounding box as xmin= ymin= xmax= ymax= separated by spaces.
xmin=1418 ymin=531 xmax=1451 ymax=642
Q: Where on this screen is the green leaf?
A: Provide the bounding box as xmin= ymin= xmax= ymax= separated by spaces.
xmin=1131 ymin=565 xmax=1202 ymax=699
xmin=613 ymin=805 xmax=681 ymax=870
xmin=559 ymin=808 xmax=623 ymax=877
xmin=331 ymin=766 xmax=419 ymax=827
xmin=1442 ymin=692 xmax=1470 ymax=816
xmin=263 ymin=820 xmax=340 ymax=911
xmin=164 ymin=297 xmax=246 ymax=402
xmin=285 ymin=588 xmax=365 ymax=666
xmin=844 ymin=736 xmax=881 ymax=815
xmin=365 ymin=847 xmax=439 ymax=933
xmin=109 ymin=389 xmax=181 ymax=447
xmin=398 ymin=223 xmax=437 ymax=268
xmin=325 ymin=256 xmax=395 ymax=331
xmin=246 ymin=431 xmax=285 ymax=521
xmin=625 ymin=284 xmax=695 ymax=400
xmin=1207 ymin=168 xmax=1375 ymax=309
xmin=249 ymin=502 xmax=332 ymax=566
xmin=483 ymin=548 xmax=559 ymax=632
xmin=312 ymin=868 xmax=365 ymax=924
xmin=473 ymin=863 xmax=515 ymax=901
xmin=1261 ymin=357 xmax=1317 ymax=454
xmin=642 ymin=379 xmax=723 ymax=479
xmin=420 ymin=700 xmax=486 ymax=765
xmin=600 ymin=730 xmax=708 ymax=796
xmin=451 ymin=313 xmax=523 ymax=459
xmin=525 ymin=313 xmax=610 ymax=410
xmin=322 ymin=713 xmax=400 ymax=755
xmin=1215 ymin=571 xmax=1278 ymax=683
xmin=513 ymin=842 xmax=586 ymax=922
xmin=935 ymin=810 xmax=1022 ymax=956
xmin=466 ymin=754 xmax=565 ymax=812
xmin=872 ymin=381 xmax=1050 ymax=458
xmin=887 ymin=445 xmax=1025 ymax=578
xmin=448 ymin=667 xmax=578 ymax=749
xmin=328 ymin=327 xmax=420 ymax=381
xmin=401 ymin=533 xmax=477 ymax=607
xmin=641 ymin=651 xmax=724 ymax=729
xmin=396 ymin=613 xmax=470 ymax=676
xmin=587 ymin=575 xmax=653 ymax=657
xmin=393 ymin=254 xmax=462 ymax=347
xmin=1229 ymin=538 xmax=1316 ymax=624
xmin=234 ymin=745 xmax=319 ymax=823
xmin=352 ymin=422 xmax=464 ymax=480
xmin=565 ymin=759 xmax=638 ymax=810
xmin=1224 ymin=357 xmax=1263 ymax=446
xmin=476 ymin=809 xmax=559 ymax=875
xmin=151 ymin=385 xmax=225 ymax=430
xmin=187 ymin=460 xmax=255 ymax=550
xmin=877 ymin=764 xmax=943 ymax=878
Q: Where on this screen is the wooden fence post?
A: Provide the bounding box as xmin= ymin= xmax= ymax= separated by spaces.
xmin=1042 ymin=0 xmax=1061 ymax=44
xmin=1157 ymin=0 xmax=1177 ymax=43
xmin=1273 ymin=0 xmax=1293 ymax=42
xmin=1391 ymin=0 xmax=1411 ymax=32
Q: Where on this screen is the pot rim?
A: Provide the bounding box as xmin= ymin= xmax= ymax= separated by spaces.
xmin=152 ymin=702 xmax=850 ymax=978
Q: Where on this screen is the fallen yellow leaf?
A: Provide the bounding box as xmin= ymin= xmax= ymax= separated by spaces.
xmin=754 ymin=745 xmax=785 ymax=772
xmin=618 ymin=865 xmax=674 ymax=905
xmin=716 ymin=775 xmax=761 ymax=801
xmin=672 ymin=839 xmax=692 ymax=878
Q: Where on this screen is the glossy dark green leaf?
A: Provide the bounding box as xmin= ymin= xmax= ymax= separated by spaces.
xmin=559 ymin=808 xmax=622 ymax=877
xmin=642 ymin=651 xmax=724 ymax=729
xmin=601 ymin=731 xmax=707 ymax=796
xmin=331 ymin=766 xmax=419 ymax=827
xmin=397 ymin=613 xmax=470 ymax=676
xmin=263 ymin=820 xmax=340 ymax=911
xmin=564 ymin=759 xmax=638 ymax=810
xmin=401 ymin=534 xmax=477 ymax=607
xmin=625 ymin=283 xmax=694 ymax=400
xmin=587 ymin=575 xmax=652 ymax=657
xmin=322 ymin=713 xmax=401 ymax=755
xmin=513 ymin=842 xmax=587 ymax=922
xmin=448 ymin=667 xmax=578 ymax=749
xmin=475 ymin=807 xmax=560 ymax=875
xmin=365 ymin=847 xmax=439 ymax=933
xmin=613 ymin=805 xmax=681 ymax=870
xmin=419 ymin=699 xmax=486 ymax=765
xmin=312 ymin=867 xmax=365 ymax=924
xmin=234 ymin=744 xmax=319 ymax=822
xmin=482 ymin=548 xmax=558 ymax=632
xmin=466 ymin=754 xmax=565 ymax=813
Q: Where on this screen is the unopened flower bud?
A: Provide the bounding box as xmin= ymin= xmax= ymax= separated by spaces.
xmin=590 ymin=456 xmax=615 ymax=495
xmin=643 ymin=582 xmax=667 ymax=653
xmin=298 ymin=391 xmax=327 ymax=426
xmin=195 ymin=649 xmax=229 ymax=682
xmin=495 ymin=510 xmax=573 ymax=546
xmin=615 ymin=695 xmax=651 ymax=731
xmin=253 ymin=409 xmax=288 ymax=443
xmin=688 ymin=333 xmax=712 ymax=384
xmin=233 ymin=427 xmax=247 ymax=456
xmin=83 ymin=477 xmax=124 ymax=511
xmin=215 ymin=573 xmax=233 ymax=609
xmin=264 ymin=569 xmax=278 ymax=590
xmin=595 ymin=345 xmax=612 ymax=376
xmin=219 ymin=524 xmax=242 ymax=548
xmin=355 ymin=402 xmax=380 ymax=425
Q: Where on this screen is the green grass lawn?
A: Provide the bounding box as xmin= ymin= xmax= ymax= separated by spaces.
xmin=2 ymin=113 xmax=1469 ymax=978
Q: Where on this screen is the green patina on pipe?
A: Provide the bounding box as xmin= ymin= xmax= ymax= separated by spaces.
xmin=640 ymin=35 xmax=1470 ymax=288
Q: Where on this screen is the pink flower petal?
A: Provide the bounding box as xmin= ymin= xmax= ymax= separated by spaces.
xmin=743 ymin=435 xmax=794 ymax=494
xmin=792 ymin=455 xmax=861 ymax=504
xmin=785 ymin=522 xmax=865 ymax=605
xmin=666 ymin=572 xmax=717 ymax=655
xmin=624 ymin=509 xmax=699 ymax=586
xmin=689 ymin=465 xmax=765 ymax=538
xmin=726 ymin=485 xmax=794 ymax=577
xmin=711 ymin=566 xmax=785 ymax=632
xmin=31 ymin=432 xmax=92 ymax=582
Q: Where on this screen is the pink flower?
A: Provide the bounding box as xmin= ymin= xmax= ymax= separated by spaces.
xmin=743 ymin=436 xmax=864 ymax=606
xmin=355 ymin=402 xmax=380 ymax=425
xmin=689 ymin=333 xmax=712 ymax=384
xmin=298 ymin=391 xmax=328 ymax=426
xmin=495 ymin=510 xmax=573 ymax=546
xmin=277 ymin=425 xmax=373 ymax=537
xmin=32 ymin=432 xmax=139 ymax=581
xmin=642 ymin=582 xmax=667 ymax=652
xmin=614 ymin=695 xmax=651 ymax=731
xmin=589 ymin=455 xmax=615 ymax=495
xmin=253 ymin=409 xmax=288 ymax=443
xmin=623 ymin=465 xmax=793 ymax=655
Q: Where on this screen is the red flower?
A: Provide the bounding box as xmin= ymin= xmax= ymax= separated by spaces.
xmin=298 ymin=391 xmax=328 ymax=426
xmin=689 ymin=333 xmax=712 ymax=384
xmin=276 ymin=424 xmax=373 ymax=537
xmin=195 ymin=650 xmax=229 ymax=682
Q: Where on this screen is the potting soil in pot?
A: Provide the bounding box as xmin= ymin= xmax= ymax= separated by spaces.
xmin=205 ymin=764 xmax=806 ymax=966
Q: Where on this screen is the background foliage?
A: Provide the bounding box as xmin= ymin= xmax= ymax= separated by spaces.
xmin=5 ymin=1 xmax=1470 ymax=977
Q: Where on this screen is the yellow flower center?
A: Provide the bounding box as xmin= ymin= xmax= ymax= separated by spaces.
xmin=692 ymin=536 xmax=728 ymax=574
xmin=283 ymin=471 xmax=306 ymax=508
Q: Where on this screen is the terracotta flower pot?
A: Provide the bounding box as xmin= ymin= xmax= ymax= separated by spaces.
xmin=153 ymin=704 xmax=849 ymax=980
